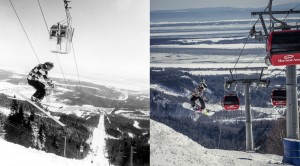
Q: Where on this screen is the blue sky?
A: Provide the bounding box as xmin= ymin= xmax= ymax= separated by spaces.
xmin=151 ymin=0 xmax=300 ymax=11
xmin=0 ymin=0 xmax=149 ymax=90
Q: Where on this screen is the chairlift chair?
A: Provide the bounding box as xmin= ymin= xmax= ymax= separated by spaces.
xmin=222 ymin=94 xmax=240 ymax=110
xmin=49 ymin=23 xmax=74 ymax=54
xmin=266 ymin=30 xmax=300 ymax=66
xmin=271 ymin=88 xmax=286 ymax=106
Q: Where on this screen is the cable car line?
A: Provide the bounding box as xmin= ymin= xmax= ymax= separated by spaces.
xmin=71 ymin=42 xmax=82 ymax=91
xmin=37 ymin=0 xmax=49 ymax=33
xmin=35 ymin=0 xmax=82 ymax=91
xmin=9 ymin=0 xmax=41 ymax=63
xmin=55 ymin=54 xmax=69 ymax=86
xmin=36 ymin=0 xmax=70 ymax=88
xmin=233 ymin=5 xmax=270 ymax=78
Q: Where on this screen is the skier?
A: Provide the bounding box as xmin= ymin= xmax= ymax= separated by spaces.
xmin=190 ymin=81 xmax=207 ymax=111
xmin=27 ymin=62 xmax=55 ymax=103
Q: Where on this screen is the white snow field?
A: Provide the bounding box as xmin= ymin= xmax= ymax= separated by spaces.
xmin=150 ymin=120 xmax=289 ymax=166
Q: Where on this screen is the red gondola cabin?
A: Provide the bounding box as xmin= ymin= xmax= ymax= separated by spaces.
xmin=223 ymin=94 xmax=240 ymax=110
xmin=271 ymin=89 xmax=286 ymax=106
xmin=266 ymin=30 xmax=300 ymax=66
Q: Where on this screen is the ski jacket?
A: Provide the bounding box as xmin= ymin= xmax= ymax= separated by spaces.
xmin=192 ymin=87 xmax=204 ymax=98
xmin=27 ymin=64 xmax=53 ymax=86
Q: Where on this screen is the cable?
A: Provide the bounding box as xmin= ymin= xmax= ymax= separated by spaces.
xmin=233 ymin=34 xmax=251 ymax=70
xmin=9 ymin=0 xmax=40 ymax=63
xmin=272 ymin=67 xmax=286 ymax=77
xmin=234 ymin=5 xmax=270 ymax=71
xmin=37 ymin=0 xmax=49 ymax=33
xmin=71 ymin=41 xmax=82 ymax=91
xmin=291 ymin=4 xmax=300 ymax=10
xmin=36 ymin=0 xmax=70 ymax=88
xmin=55 ymin=54 xmax=69 ymax=87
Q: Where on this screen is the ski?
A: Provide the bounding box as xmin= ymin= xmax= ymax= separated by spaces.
xmin=41 ymin=103 xmax=63 ymax=109
xmin=7 ymin=96 xmax=25 ymax=101
xmin=15 ymin=92 xmax=65 ymax=127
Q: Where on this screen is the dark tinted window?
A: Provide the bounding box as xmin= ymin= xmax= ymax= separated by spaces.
xmin=271 ymin=31 xmax=300 ymax=53
xmin=224 ymin=96 xmax=239 ymax=105
xmin=272 ymin=90 xmax=286 ymax=100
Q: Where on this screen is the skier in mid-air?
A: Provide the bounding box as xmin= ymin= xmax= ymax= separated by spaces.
xmin=27 ymin=62 xmax=55 ymax=103
xmin=190 ymin=80 xmax=207 ymax=111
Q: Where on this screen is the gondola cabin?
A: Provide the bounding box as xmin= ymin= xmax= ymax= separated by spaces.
xmin=223 ymin=94 xmax=240 ymax=110
xmin=49 ymin=23 xmax=74 ymax=54
xmin=271 ymin=89 xmax=286 ymax=106
xmin=266 ymin=30 xmax=300 ymax=66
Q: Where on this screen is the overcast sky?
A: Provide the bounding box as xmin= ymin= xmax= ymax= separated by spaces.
xmin=0 ymin=0 xmax=149 ymax=90
xmin=151 ymin=0 xmax=300 ymax=11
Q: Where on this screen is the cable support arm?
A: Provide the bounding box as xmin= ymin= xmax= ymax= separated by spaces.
xmin=63 ymin=0 xmax=72 ymax=27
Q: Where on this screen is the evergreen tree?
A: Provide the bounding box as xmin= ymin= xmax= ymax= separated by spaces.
xmin=15 ymin=106 xmax=25 ymax=125
xmin=28 ymin=110 xmax=35 ymax=122
xmin=10 ymin=96 xmax=18 ymax=114
xmin=38 ymin=124 xmax=46 ymax=150
xmin=52 ymin=136 xmax=60 ymax=154
xmin=0 ymin=113 xmax=6 ymax=139
xmin=4 ymin=105 xmax=25 ymax=143
xmin=30 ymin=121 xmax=39 ymax=149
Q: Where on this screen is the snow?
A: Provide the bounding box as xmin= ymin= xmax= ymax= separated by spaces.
xmin=150 ymin=120 xmax=287 ymax=166
xmin=128 ymin=133 xmax=134 ymax=138
xmin=151 ymin=84 xmax=183 ymax=97
xmin=0 ymin=114 xmax=110 ymax=166
xmin=150 ymin=62 xmax=267 ymax=69
xmin=188 ymin=70 xmax=270 ymax=76
xmin=0 ymin=67 xmax=149 ymax=92
xmin=0 ymin=138 xmax=83 ymax=166
xmin=85 ymin=114 xmax=110 ymax=165
xmin=151 ymin=43 xmax=265 ymax=49
xmin=0 ymin=107 xmax=11 ymax=116
xmin=151 ymin=30 xmax=249 ymax=37
xmin=150 ymin=17 xmax=300 ymax=25
xmin=133 ymin=121 xmax=142 ymax=129
xmin=114 ymin=110 xmax=134 ymax=114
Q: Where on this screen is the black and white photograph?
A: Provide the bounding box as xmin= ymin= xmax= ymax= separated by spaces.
xmin=0 ymin=0 xmax=149 ymax=165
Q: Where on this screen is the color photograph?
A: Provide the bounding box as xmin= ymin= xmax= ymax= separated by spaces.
xmin=150 ymin=0 xmax=300 ymax=165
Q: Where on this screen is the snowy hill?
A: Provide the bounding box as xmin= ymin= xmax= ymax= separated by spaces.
xmin=150 ymin=120 xmax=287 ymax=166
xmin=0 ymin=114 xmax=109 ymax=166
xmin=0 ymin=68 xmax=150 ymax=165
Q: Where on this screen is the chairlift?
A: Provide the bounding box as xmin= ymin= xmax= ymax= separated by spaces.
xmin=271 ymin=88 xmax=286 ymax=106
xmin=222 ymin=94 xmax=240 ymax=110
xmin=266 ymin=30 xmax=300 ymax=66
xmin=49 ymin=23 xmax=74 ymax=54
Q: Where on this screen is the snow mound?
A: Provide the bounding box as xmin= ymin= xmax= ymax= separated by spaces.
xmin=150 ymin=120 xmax=285 ymax=166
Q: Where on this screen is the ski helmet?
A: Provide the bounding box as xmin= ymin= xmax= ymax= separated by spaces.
xmin=44 ymin=62 xmax=54 ymax=70
xmin=200 ymin=82 xmax=207 ymax=89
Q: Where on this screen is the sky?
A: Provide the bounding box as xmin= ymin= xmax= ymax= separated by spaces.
xmin=151 ymin=0 xmax=300 ymax=10
xmin=0 ymin=0 xmax=149 ymax=91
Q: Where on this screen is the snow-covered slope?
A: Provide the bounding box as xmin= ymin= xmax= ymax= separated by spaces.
xmin=150 ymin=120 xmax=287 ymax=166
xmin=0 ymin=138 xmax=83 ymax=166
xmin=0 ymin=114 xmax=110 ymax=166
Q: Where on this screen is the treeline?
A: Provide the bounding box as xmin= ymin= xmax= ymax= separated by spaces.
xmin=152 ymin=108 xmax=285 ymax=155
xmin=104 ymin=114 xmax=150 ymax=165
xmin=0 ymin=94 xmax=97 ymax=159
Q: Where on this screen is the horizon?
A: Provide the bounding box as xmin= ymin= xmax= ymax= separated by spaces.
xmin=151 ymin=0 xmax=300 ymax=11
